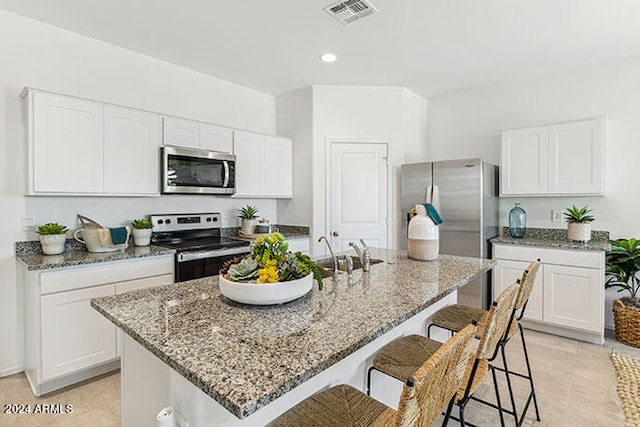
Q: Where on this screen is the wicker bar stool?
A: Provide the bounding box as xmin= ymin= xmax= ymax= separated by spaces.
xmin=366 ymin=281 xmax=521 ymax=427
xmin=268 ymin=323 xmax=477 ymax=427
xmin=427 ymin=259 xmax=542 ymax=426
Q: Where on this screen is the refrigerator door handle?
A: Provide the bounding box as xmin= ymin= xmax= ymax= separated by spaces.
xmin=426 ymin=185 xmax=439 ymax=210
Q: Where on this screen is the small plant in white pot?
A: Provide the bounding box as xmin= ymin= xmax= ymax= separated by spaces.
xmin=564 ymin=205 xmax=594 ymax=242
xmin=36 ymin=223 xmax=68 ymax=255
xmin=238 ymin=205 xmax=259 ymax=235
xmin=131 ymin=219 xmax=153 ymax=246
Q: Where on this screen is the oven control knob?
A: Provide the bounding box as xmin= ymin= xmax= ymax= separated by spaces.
xmin=165 ymin=219 xmax=172 ymax=224
xmin=212 ymin=217 xmax=218 ymax=222
xmin=157 ymin=219 xmax=164 ymax=224
xmin=206 ymin=217 xmax=211 ymax=222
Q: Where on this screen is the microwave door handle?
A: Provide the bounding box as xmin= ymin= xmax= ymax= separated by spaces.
xmin=223 ymin=161 xmax=230 ymax=187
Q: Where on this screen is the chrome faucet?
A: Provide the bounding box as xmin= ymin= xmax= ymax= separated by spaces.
xmin=318 ymin=236 xmax=339 ymax=281
xmin=349 ymin=239 xmax=371 ymax=272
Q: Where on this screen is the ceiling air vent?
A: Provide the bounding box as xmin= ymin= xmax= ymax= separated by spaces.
xmin=324 ymin=0 xmax=379 ymax=25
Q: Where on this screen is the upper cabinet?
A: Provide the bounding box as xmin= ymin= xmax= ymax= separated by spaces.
xmin=163 ymin=117 xmax=233 ymax=153
xmin=234 ymin=131 xmax=292 ymax=198
xmin=500 ymin=118 xmax=606 ymax=196
xmin=31 ymin=92 xmax=104 ymax=193
xmin=25 ymin=89 xmax=161 ymax=196
xmin=104 ymin=106 xmax=161 ymax=195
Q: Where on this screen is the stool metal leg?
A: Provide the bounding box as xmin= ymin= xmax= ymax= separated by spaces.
xmin=490 ymin=365 xmax=507 ymax=427
xmin=500 ymin=343 xmax=520 ymax=427
xmin=519 ymin=324 xmax=541 ymax=422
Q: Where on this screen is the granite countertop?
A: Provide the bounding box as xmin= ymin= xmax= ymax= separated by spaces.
xmin=491 ymin=227 xmax=610 ymax=252
xmin=91 ymin=248 xmax=494 ymax=419
xmin=17 ymin=244 xmax=175 ymax=271
xmin=223 ymin=225 xmax=310 ymax=242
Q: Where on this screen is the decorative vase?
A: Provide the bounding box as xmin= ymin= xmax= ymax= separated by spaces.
xmin=39 ymin=234 xmax=66 ymax=255
xmin=219 ymin=273 xmax=313 ymax=305
xmin=567 ymin=223 xmax=591 ymax=242
xmin=509 ymin=203 xmax=526 ymax=238
xmin=407 ymin=204 xmax=439 ymax=261
xmin=132 ymin=228 xmax=152 ymax=246
xmin=240 ymin=218 xmax=257 ymax=234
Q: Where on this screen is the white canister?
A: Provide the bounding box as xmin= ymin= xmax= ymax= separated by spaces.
xmin=408 ymin=204 xmax=439 ymax=261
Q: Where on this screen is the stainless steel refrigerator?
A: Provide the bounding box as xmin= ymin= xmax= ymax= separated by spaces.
xmin=400 ymin=158 xmax=498 ymax=310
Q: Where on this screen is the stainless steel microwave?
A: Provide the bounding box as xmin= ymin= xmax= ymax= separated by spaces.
xmin=162 ymin=146 xmax=236 ymax=195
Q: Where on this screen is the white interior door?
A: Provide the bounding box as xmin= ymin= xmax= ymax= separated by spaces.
xmin=329 ymin=143 xmax=388 ymax=252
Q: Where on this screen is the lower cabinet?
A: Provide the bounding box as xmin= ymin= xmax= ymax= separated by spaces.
xmin=41 ymin=284 xmax=117 ymax=381
xmin=492 ymin=244 xmax=604 ymax=344
xmin=23 ymin=255 xmax=174 ymax=395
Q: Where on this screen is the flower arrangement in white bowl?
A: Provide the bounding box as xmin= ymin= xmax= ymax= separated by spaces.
xmin=219 ymin=233 xmax=323 ymax=305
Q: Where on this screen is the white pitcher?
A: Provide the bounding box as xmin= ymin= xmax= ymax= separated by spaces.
xmin=408 ymin=204 xmax=439 ymax=261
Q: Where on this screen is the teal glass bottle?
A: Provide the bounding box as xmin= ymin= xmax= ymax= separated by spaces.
xmin=509 ymin=203 xmax=526 ymax=238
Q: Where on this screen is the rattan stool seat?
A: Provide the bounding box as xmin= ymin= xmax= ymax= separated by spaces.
xmin=269 ymin=384 xmax=390 ymax=427
xmin=372 ymin=334 xmax=442 ymax=382
xmin=430 ymin=304 xmax=487 ymax=335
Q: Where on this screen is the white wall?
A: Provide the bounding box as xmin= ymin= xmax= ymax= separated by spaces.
xmin=427 ymin=55 xmax=640 ymax=328
xmin=276 ymin=87 xmax=313 ymax=226
xmin=0 ymin=11 xmax=277 ymax=375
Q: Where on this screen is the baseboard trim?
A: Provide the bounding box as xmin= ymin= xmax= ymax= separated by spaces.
xmin=0 ymin=364 xmax=24 ymax=377
xmin=521 ymin=320 xmax=604 ymax=345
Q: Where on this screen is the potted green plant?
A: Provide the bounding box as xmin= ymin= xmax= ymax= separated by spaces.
xmin=564 ymin=205 xmax=594 ymax=242
xmin=238 ymin=205 xmax=259 ymax=235
xmin=218 ymin=232 xmax=323 ymax=304
xmin=36 ymin=223 xmax=68 ymax=255
xmin=606 ymin=238 xmax=640 ymax=347
xmin=131 ymin=218 xmax=153 ymax=247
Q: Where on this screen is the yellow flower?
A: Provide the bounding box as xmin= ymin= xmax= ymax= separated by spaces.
xmin=258 ymin=265 xmax=279 ymax=283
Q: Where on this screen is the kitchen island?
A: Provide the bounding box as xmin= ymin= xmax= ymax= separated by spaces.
xmin=91 ymin=248 xmax=494 ymax=426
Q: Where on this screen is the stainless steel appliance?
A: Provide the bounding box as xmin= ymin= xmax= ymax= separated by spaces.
xmin=151 ymin=213 xmax=250 ymax=282
xmin=162 ymin=146 xmax=236 ymax=195
xmin=400 ymin=158 xmax=498 ymax=310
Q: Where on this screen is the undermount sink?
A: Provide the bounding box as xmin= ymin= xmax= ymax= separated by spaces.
xmin=318 ymin=257 xmax=384 ymax=278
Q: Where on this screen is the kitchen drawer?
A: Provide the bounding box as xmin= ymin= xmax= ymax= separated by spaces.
xmin=115 ymin=273 xmax=174 ymax=294
xmin=40 ymin=255 xmax=174 ymax=295
xmin=493 ymin=244 xmax=602 ymax=269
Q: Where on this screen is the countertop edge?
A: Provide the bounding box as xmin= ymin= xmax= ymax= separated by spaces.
xmin=490 ymin=236 xmax=609 ymax=252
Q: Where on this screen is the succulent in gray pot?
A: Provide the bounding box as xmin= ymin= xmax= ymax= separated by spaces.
xmin=606 ymin=238 xmax=640 ymax=347
xmin=36 ymin=223 xmax=68 ymax=255
xmin=131 ymin=218 xmax=153 ymax=246
xmin=564 ymin=205 xmax=594 ymax=242
xmin=238 ymin=205 xmax=259 ymax=235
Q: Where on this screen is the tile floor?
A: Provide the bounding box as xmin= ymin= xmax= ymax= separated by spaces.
xmin=0 ymin=329 xmax=634 ymax=426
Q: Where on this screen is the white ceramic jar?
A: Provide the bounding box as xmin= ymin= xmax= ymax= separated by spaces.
xmin=407 ymin=204 xmax=439 ymax=261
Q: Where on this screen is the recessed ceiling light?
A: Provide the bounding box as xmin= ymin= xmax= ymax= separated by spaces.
xmin=320 ymin=53 xmax=337 ymax=63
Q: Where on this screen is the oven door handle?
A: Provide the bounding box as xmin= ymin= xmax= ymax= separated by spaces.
xmin=223 ymin=160 xmax=230 ymax=188
xmin=177 ymin=246 xmax=250 ymax=262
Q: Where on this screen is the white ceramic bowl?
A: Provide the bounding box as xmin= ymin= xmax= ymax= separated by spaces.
xmin=218 ymin=273 xmax=313 ymax=305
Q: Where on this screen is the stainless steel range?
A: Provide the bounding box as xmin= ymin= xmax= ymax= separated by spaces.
xmin=150 ymin=213 xmax=250 ymax=283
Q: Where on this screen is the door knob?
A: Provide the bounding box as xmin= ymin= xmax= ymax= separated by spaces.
xmin=332 ymin=231 xmax=339 ymax=237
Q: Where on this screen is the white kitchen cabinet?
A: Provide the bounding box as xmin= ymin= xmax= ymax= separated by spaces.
xmin=500 ymin=118 xmax=606 ymax=196
xmin=548 ymin=119 xmax=605 ymax=195
xmin=234 ymin=130 xmax=293 ymax=198
xmin=25 ymin=88 xmax=164 ymax=196
xmin=200 ymin=123 xmax=234 ymax=153
xmin=163 ymin=116 xmax=199 ymax=148
xmin=23 ymin=254 xmax=174 ymax=395
xmin=163 ymin=117 xmax=234 ymax=153
xmin=265 ymin=136 xmax=293 ymax=197
xmin=543 ymin=264 xmax=602 ymax=332
xmin=234 ymin=130 xmax=267 ymax=197
xmin=492 ymin=243 xmax=604 ymax=344
xmin=286 ymin=238 xmax=310 ymax=255
xmin=41 ymin=284 xmax=116 ymax=381
xmin=30 ymin=91 xmax=104 ymax=194
xmin=104 ymin=106 xmax=161 ymax=195
xmin=500 ymin=126 xmax=548 ymax=195
xmin=493 ymin=259 xmax=543 ymax=321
